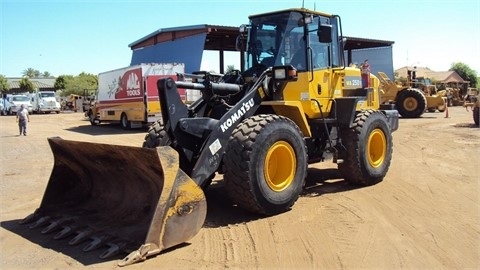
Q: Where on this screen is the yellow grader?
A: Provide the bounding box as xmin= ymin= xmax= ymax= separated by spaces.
xmin=377 ymin=71 xmax=446 ymax=118
xmin=20 ymin=8 xmax=399 ymax=266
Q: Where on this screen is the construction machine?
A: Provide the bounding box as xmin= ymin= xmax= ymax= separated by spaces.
xmin=61 ymin=94 xmax=82 ymax=112
xmin=464 ymin=91 xmax=479 ymax=126
xmin=377 ymin=71 xmax=446 ymax=118
xmin=20 ymin=8 xmax=398 ymax=266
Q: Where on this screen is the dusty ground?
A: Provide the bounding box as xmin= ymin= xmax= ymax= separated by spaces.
xmin=0 ymin=107 xmax=479 ymax=270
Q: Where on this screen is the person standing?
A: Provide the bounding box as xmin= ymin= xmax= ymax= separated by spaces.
xmin=360 ymin=59 xmax=371 ymax=88
xmin=16 ymin=104 xmax=30 ymax=136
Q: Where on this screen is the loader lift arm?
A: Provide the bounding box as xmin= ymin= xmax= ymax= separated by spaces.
xmin=157 ymin=68 xmax=274 ymax=186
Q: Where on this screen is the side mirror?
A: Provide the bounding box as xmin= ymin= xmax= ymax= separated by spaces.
xmin=236 ymin=24 xmax=249 ymax=51
xmin=318 ymin=24 xmax=332 ymax=43
xmin=235 ymin=35 xmax=246 ymax=51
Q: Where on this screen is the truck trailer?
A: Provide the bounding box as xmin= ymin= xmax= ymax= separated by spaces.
xmin=88 ymin=63 xmax=185 ymax=129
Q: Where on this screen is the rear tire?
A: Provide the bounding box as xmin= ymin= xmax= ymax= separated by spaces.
xmin=338 ymin=110 xmax=393 ymax=186
xmin=120 ymin=113 xmax=131 ymax=130
xmin=396 ymin=88 xmax=427 ymax=118
xmin=223 ymin=114 xmax=307 ymax=215
xmin=474 ymin=106 xmax=479 ymax=126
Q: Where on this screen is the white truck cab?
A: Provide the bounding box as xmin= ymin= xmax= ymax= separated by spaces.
xmin=7 ymin=94 xmax=34 ymax=115
xmin=31 ymin=91 xmax=61 ymax=114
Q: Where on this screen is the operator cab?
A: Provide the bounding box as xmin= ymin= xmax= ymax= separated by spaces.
xmin=237 ymin=8 xmax=344 ymax=78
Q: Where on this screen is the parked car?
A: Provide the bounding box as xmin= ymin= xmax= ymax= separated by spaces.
xmin=7 ymin=94 xmax=33 ymax=115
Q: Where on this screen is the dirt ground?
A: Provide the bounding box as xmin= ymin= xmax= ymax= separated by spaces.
xmin=0 ymin=107 xmax=479 ymax=270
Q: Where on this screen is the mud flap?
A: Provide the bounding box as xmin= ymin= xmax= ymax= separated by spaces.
xmin=20 ymin=137 xmax=207 ymax=266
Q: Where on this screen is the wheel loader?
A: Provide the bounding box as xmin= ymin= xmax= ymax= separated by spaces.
xmin=377 ymin=71 xmax=446 ymax=118
xmin=20 ymin=8 xmax=399 ymax=266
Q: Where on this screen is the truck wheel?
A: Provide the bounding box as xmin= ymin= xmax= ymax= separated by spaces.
xmin=120 ymin=113 xmax=131 ymax=130
xmin=396 ymin=88 xmax=426 ymax=118
xmin=223 ymin=114 xmax=307 ymax=215
xmin=88 ymin=110 xmax=98 ymax=125
xmin=474 ymin=106 xmax=479 ymax=126
xmin=338 ymin=110 xmax=393 ymax=185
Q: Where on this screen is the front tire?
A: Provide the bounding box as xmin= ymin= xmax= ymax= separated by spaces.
xmin=223 ymin=114 xmax=307 ymax=215
xmin=338 ymin=110 xmax=393 ymax=186
xmin=142 ymin=120 xmax=170 ymax=148
xmin=396 ymin=88 xmax=427 ymax=118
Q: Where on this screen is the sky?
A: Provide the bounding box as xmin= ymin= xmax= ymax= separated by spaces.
xmin=1 ymin=0 xmax=479 ymax=78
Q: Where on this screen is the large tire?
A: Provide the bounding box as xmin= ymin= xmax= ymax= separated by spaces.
xmin=473 ymin=106 xmax=479 ymax=126
xmin=120 ymin=113 xmax=131 ymax=130
xmin=142 ymin=120 xmax=170 ymax=148
xmin=396 ymin=88 xmax=427 ymax=118
xmin=338 ymin=110 xmax=393 ymax=186
xmin=223 ymin=114 xmax=307 ymax=215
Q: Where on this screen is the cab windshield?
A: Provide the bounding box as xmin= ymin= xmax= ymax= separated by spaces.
xmin=12 ymin=96 xmax=30 ymax=102
xmin=244 ymin=10 xmax=342 ymax=72
xmin=40 ymin=92 xmax=55 ymax=98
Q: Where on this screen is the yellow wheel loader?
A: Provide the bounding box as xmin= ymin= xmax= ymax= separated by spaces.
xmin=21 ymin=8 xmax=399 ymax=266
xmin=377 ymin=71 xmax=446 ymax=118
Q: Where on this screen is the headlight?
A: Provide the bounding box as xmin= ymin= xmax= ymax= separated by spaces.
xmin=272 ymin=65 xmax=297 ymax=81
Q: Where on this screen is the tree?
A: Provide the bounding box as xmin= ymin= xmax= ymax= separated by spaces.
xmin=55 ymin=73 xmax=97 ymax=96
xmin=450 ymin=62 xmax=478 ymax=88
xmin=19 ymin=77 xmax=35 ymax=93
xmin=42 ymin=71 xmax=52 ymax=78
xmin=54 ymin=75 xmax=72 ymax=90
xmin=0 ymin=75 xmax=10 ymax=93
xmin=226 ymin=65 xmax=236 ymax=73
xmin=22 ymin=68 xmax=41 ymax=78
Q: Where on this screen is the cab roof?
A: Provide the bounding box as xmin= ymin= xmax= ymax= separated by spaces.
xmin=249 ymin=8 xmax=334 ymax=19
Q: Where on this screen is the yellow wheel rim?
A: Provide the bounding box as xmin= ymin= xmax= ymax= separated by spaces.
xmin=264 ymin=141 xmax=296 ymax=192
xmin=403 ymin=97 xmax=418 ymax=111
xmin=367 ymin=128 xmax=387 ymax=168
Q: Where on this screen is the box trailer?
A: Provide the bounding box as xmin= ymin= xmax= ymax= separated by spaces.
xmin=90 ymin=63 xmax=185 ymax=129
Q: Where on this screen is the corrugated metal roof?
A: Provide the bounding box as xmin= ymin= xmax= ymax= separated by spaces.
xmin=6 ymin=78 xmax=55 ymax=90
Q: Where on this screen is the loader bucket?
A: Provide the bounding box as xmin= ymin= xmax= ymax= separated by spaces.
xmin=20 ymin=137 xmax=207 ymax=266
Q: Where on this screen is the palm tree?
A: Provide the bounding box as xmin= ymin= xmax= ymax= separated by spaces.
xmin=22 ymin=68 xmax=40 ymax=78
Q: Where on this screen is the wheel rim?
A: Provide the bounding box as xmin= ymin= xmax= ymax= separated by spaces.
xmin=367 ymin=128 xmax=387 ymax=168
xmin=264 ymin=141 xmax=296 ymax=192
xmin=403 ymin=97 xmax=418 ymax=111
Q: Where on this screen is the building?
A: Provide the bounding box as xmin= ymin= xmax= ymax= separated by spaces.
xmin=6 ymin=78 xmax=56 ymax=94
xmin=395 ymin=66 xmax=467 ymax=85
xmin=129 ymin=24 xmax=395 ymax=77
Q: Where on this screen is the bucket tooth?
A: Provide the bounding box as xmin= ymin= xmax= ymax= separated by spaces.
xmin=29 ymin=216 xmax=51 ymax=229
xmin=99 ymin=241 xmax=127 ymax=259
xmin=19 ymin=212 xmax=40 ymax=225
xmin=54 ymin=225 xmax=79 ymax=240
xmin=69 ymin=227 xmax=95 ymax=245
xmin=82 ymin=234 xmax=111 ymax=252
xmin=41 ymin=217 xmax=74 ymax=234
